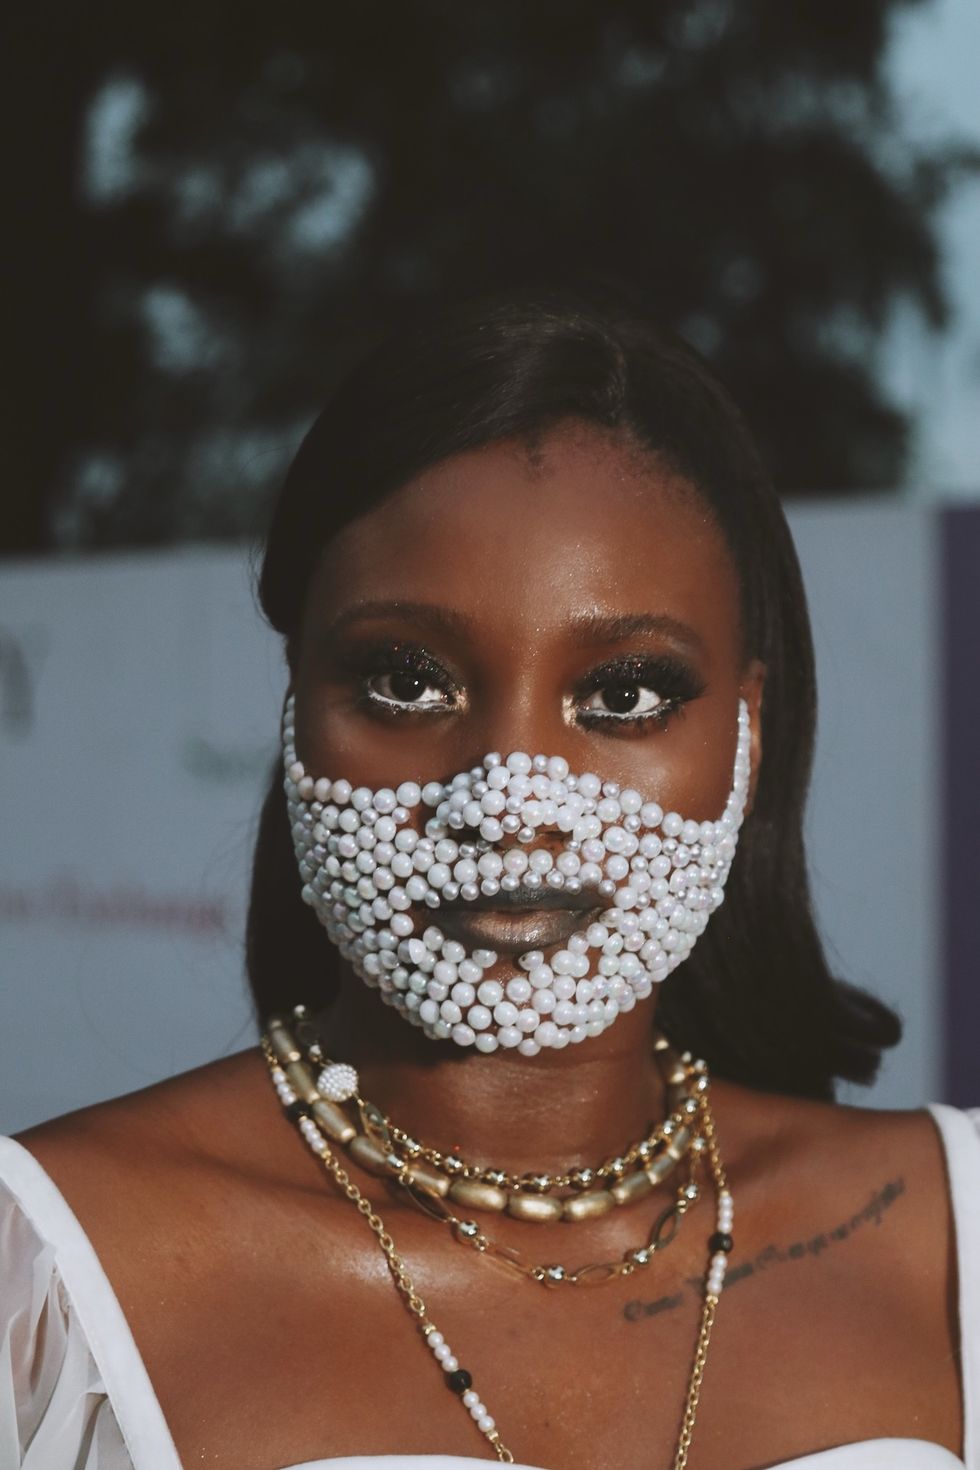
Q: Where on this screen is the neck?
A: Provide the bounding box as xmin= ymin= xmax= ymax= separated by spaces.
xmin=310 ymin=977 xmax=669 ymax=1177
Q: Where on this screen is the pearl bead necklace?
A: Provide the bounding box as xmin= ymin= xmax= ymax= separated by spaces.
xmin=262 ymin=1024 xmax=735 ymax=1465
xmin=282 ymin=694 xmax=751 ymax=1053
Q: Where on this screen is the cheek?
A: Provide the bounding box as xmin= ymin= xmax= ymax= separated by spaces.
xmin=647 ymin=697 xmax=745 ymax=823
xmin=292 ymin=689 xmax=453 ymax=800
xmin=291 ymin=684 xmax=747 ymax=829
xmin=570 ymin=688 xmax=749 ymax=828
xmin=291 ymin=610 xmax=748 ymax=823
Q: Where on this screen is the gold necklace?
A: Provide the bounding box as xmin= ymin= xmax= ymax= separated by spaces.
xmin=262 ymin=1025 xmax=735 ymax=1466
xmin=378 ymin=1034 xmax=701 ymax=1194
xmin=271 ymin=1011 xmax=709 ymax=1221
xmin=265 ymin=1032 xmax=701 ymax=1286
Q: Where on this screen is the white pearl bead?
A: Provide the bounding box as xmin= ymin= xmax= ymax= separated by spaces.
xmin=287 ymin=701 xmax=753 ymax=1053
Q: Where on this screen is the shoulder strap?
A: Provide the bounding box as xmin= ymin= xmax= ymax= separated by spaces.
xmin=926 ymin=1105 xmax=980 ymax=1470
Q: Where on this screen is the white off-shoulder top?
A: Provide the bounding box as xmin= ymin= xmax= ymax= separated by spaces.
xmin=1 ymin=1106 xmax=977 ymax=1470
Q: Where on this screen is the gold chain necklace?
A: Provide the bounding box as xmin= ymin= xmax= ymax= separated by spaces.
xmin=261 ymin=1025 xmax=734 ymax=1465
xmin=377 ymin=1037 xmax=700 ymax=1193
xmin=272 ymin=1011 xmax=709 ymax=1220
xmin=265 ymin=1033 xmax=701 ymax=1286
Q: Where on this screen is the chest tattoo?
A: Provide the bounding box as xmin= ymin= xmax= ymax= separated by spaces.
xmin=623 ymin=1174 xmax=905 ymax=1323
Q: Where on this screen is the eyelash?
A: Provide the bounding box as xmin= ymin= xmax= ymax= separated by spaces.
xmin=342 ymin=642 xmax=704 ymax=732
xmin=574 ymin=655 xmax=705 ymax=731
xmin=344 ymin=642 xmax=461 ymax=719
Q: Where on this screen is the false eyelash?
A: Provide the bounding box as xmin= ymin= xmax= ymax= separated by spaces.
xmin=338 ymin=639 xmax=458 ymax=686
xmin=574 ymin=653 xmax=706 ymax=728
xmin=339 ymin=639 xmax=461 ymax=713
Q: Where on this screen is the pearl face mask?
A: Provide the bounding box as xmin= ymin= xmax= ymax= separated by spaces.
xmin=283 ymin=694 xmax=751 ymax=1055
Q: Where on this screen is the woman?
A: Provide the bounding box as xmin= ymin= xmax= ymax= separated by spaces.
xmin=1 ymin=287 xmax=976 ymax=1470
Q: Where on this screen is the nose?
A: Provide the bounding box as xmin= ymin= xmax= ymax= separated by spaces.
xmin=425 ymin=747 xmax=583 ymax=858
xmin=458 ymin=671 xmax=575 ymax=778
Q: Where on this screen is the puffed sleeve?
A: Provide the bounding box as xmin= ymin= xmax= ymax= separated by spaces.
xmin=0 ymin=1174 xmax=134 ymax=1468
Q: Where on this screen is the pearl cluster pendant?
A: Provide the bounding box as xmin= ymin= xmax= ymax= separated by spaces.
xmin=282 ymin=694 xmax=751 ymax=1054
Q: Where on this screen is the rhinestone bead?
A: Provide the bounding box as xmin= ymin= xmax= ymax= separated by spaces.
xmin=568 ymin=1166 xmax=596 ymax=1189
xmin=316 ymin=1062 xmax=359 ymax=1102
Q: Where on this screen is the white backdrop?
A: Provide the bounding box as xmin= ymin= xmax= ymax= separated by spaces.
xmin=0 ymin=503 xmax=939 ymax=1133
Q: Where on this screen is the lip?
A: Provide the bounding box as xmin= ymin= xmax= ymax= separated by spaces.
xmin=445 ymin=883 xmax=602 ymax=914
xmin=434 ymin=884 xmax=603 ymax=955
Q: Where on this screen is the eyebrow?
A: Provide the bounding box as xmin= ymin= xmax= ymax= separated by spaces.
xmin=323 ymin=600 xmax=471 ymax=642
xmin=568 ymin=611 xmax=706 ymax=656
xmin=322 ymin=601 xmax=705 ymax=656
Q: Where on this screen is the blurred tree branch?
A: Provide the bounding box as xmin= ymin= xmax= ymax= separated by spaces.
xmin=4 ymin=0 xmax=977 ymax=550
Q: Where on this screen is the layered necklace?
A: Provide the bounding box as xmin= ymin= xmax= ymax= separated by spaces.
xmin=261 ymin=1006 xmax=735 ymax=1465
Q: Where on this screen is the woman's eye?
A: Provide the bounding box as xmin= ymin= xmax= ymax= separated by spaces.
xmin=580 ymin=682 xmax=666 ymax=719
xmin=367 ymin=670 xmax=453 ymax=709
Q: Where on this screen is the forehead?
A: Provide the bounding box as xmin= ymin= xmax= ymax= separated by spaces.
xmin=309 ymin=422 xmax=741 ymax=660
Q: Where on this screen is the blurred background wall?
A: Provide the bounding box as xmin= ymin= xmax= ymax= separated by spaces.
xmin=2 ymin=0 xmax=978 ymax=1129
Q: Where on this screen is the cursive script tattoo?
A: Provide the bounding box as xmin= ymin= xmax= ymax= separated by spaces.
xmin=623 ymin=1175 xmax=905 ymax=1323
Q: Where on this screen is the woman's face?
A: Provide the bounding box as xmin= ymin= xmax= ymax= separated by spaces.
xmin=288 ymin=419 xmax=763 ymax=1050
xmin=294 ymin=420 xmax=761 ymax=808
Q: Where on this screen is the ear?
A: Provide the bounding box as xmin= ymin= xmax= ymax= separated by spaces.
xmin=740 ymin=658 xmax=766 ymax=816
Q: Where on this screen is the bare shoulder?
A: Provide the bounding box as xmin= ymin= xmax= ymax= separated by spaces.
xmin=11 ymin=1045 xmax=381 ymax=1461
xmin=16 ymin=1046 xmax=277 ymax=1176
xmin=12 ymin=1046 xmax=321 ymax=1278
xmin=713 ymin=1081 xmax=959 ymax=1362
xmin=714 ymin=1079 xmax=953 ymax=1238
